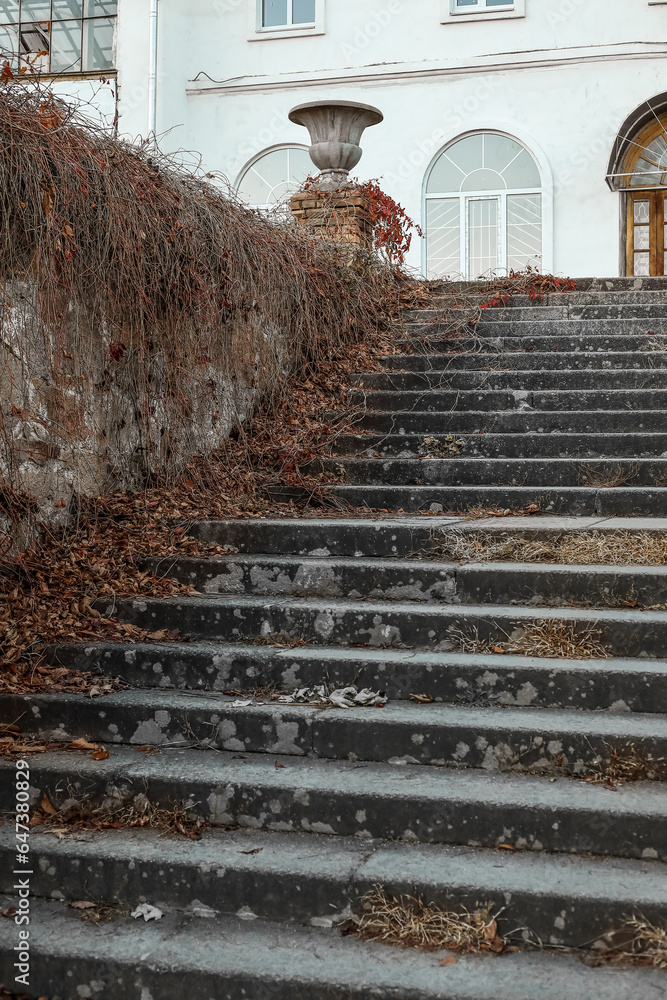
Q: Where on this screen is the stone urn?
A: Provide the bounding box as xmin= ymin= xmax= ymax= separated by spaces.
xmin=288 ymin=100 xmax=383 ymax=190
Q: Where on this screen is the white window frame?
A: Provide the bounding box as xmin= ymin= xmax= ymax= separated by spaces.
xmin=441 ymin=0 xmax=525 ymax=23
xmin=250 ymin=0 xmax=325 ymax=40
xmin=0 ymin=2 xmax=117 ymax=75
xmin=425 ymin=187 xmax=542 ymax=280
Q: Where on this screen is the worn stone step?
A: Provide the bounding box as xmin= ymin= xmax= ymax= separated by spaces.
xmin=405 ymin=300 xmax=667 ymax=322
xmin=1 ymin=747 xmax=664 ymax=858
xmin=1 ymin=828 xmax=665 ymax=952
xmin=480 ymin=304 xmax=667 ymax=321
xmin=394 ymin=334 xmax=665 ymax=354
xmin=357 ymin=355 xmax=667 ymax=381
xmin=348 ymin=388 xmax=525 ymax=411
xmin=351 ymin=370 xmax=667 ymax=393
xmin=344 ymin=410 xmax=667 ymax=435
xmin=95 ymin=594 xmax=667 ymax=658
xmin=190 ymin=516 xmax=466 ymax=556
xmin=188 ymin=516 xmax=667 ymax=555
xmin=140 ymin=553 xmax=667 ymax=608
xmin=405 ymin=319 xmax=667 ymax=337
xmin=333 ymin=432 xmax=667 ymax=460
xmin=47 ymin=641 xmax=667 ymax=713
xmin=459 ymin=561 xmax=667 ymax=608
xmin=8 ymin=689 xmax=667 ymax=775
xmin=329 ymin=484 xmax=667 ymax=516
xmin=380 ymin=338 xmax=667 ymax=365
xmin=316 ymin=456 xmax=667 ymax=487
xmin=347 ymin=388 xmax=667 ymax=412
xmin=1 ymin=901 xmax=663 ymax=1000
xmin=142 ymin=553 xmax=459 ymax=601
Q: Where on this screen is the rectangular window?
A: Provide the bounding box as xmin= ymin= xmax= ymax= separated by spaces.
xmin=262 ymin=0 xmax=315 ymax=28
xmin=507 ymin=193 xmax=542 ymax=272
xmin=426 ymin=198 xmax=461 ymax=279
xmin=452 ymin=0 xmax=514 ymax=10
xmin=0 ymin=0 xmax=116 ymax=74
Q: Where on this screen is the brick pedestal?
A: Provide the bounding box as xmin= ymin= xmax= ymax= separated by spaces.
xmin=290 ymin=187 xmax=374 ymax=250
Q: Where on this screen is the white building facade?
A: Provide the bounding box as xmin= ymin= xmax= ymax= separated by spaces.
xmin=3 ymin=0 xmax=667 ymax=278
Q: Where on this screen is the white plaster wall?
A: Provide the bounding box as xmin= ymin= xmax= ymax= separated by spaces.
xmin=109 ymin=0 xmax=667 ymax=276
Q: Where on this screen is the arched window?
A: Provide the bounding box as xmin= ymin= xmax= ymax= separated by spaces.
xmin=235 ymin=146 xmax=312 ymax=209
xmin=424 ymin=132 xmax=542 ymax=279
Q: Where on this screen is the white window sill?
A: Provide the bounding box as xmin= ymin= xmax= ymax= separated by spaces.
xmin=249 ymin=0 xmax=325 ymax=40
xmin=249 ymin=24 xmax=324 ymax=40
xmin=441 ymin=0 xmax=525 ymax=22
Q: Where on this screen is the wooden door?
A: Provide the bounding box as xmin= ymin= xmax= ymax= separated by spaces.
xmin=626 ymin=191 xmax=667 ymax=276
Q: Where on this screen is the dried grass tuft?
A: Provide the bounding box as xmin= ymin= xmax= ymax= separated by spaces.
xmin=594 ymin=917 xmax=667 ymax=969
xmin=435 ymin=529 xmax=667 ymax=566
xmin=503 ymin=620 xmax=610 ymax=660
xmin=577 ymin=463 xmax=639 ymax=489
xmin=447 ymin=624 xmax=490 ymax=655
xmin=355 ymin=887 xmax=504 ymax=954
xmin=589 ymin=741 xmax=667 ymax=784
xmin=641 ymin=337 xmax=667 ymax=352
xmin=449 ymin=620 xmax=610 ymax=660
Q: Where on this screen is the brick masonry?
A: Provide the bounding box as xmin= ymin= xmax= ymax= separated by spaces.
xmin=290 ymin=187 xmax=374 ymax=250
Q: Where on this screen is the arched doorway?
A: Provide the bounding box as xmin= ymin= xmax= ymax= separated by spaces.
xmin=607 ymin=96 xmax=667 ymax=276
xmin=235 ymin=145 xmax=312 ymax=210
xmin=424 ymin=131 xmax=543 ymax=280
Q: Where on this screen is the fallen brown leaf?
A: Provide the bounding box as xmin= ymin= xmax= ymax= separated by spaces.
xmin=439 ymin=956 xmax=457 ymax=967
xmin=40 ymin=794 xmax=56 ymax=815
xmin=91 ymin=747 xmax=109 ymax=760
xmin=66 ymin=738 xmax=99 ymax=751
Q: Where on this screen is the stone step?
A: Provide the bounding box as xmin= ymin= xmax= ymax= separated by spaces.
xmin=188 ymin=516 xmax=667 ymax=555
xmin=7 ymin=689 xmax=667 ymax=775
xmin=405 ymin=298 xmax=667 ymax=321
xmin=1 ymin=828 xmax=665 ymax=952
xmin=446 ymin=304 xmax=667 ymax=321
xmin=392 ymin=335 xmax=667 ymax=354
xmin=142 ymin=553 xmax=459 ymax=601
xmin=434 ymin=277 xmax=667 ymax=294
xmin=5 ymin=752 xmax=667 ymax=860
xmin=333 ymin=432 xmax=667 ymax=459
xmin=380 ymin=337 xmax=667 ymax=365
xmin=404 ymin=306 xmax=667 ymax=322
xmin=2 ymin=900 xmax=663 ymax=1000
xmin=95 ymin=594 xmax=667 ymax=658
xmin=191 ymin=516 xmax=468 ymax=555
xmin=2 ymin=747 xmax=664 ymax=858
xmin=347 ymin=387 xmax=667 ymax=411
xmin=361 ymin=353 xmax=667 ymax=376
xmin=351 ymin=370 xmax=667 ymax=393
xmin=48 ymin=641 xmax=667 ymax=713
xmin=329 ymin=484 xmax=667 ymax=516
xmin=404 ymin=319 xmax=667 ymax=337
xmin=140 ymin=553 xmax=667 ymax=608
xmin=316 ymin=456 xmax=667 ymax=487
xmin=344 ymin=409 xmax=667 ymax=435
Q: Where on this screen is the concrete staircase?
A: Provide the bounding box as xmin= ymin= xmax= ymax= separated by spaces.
xmin=2 ymin=278 xmax=667 ymax=998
